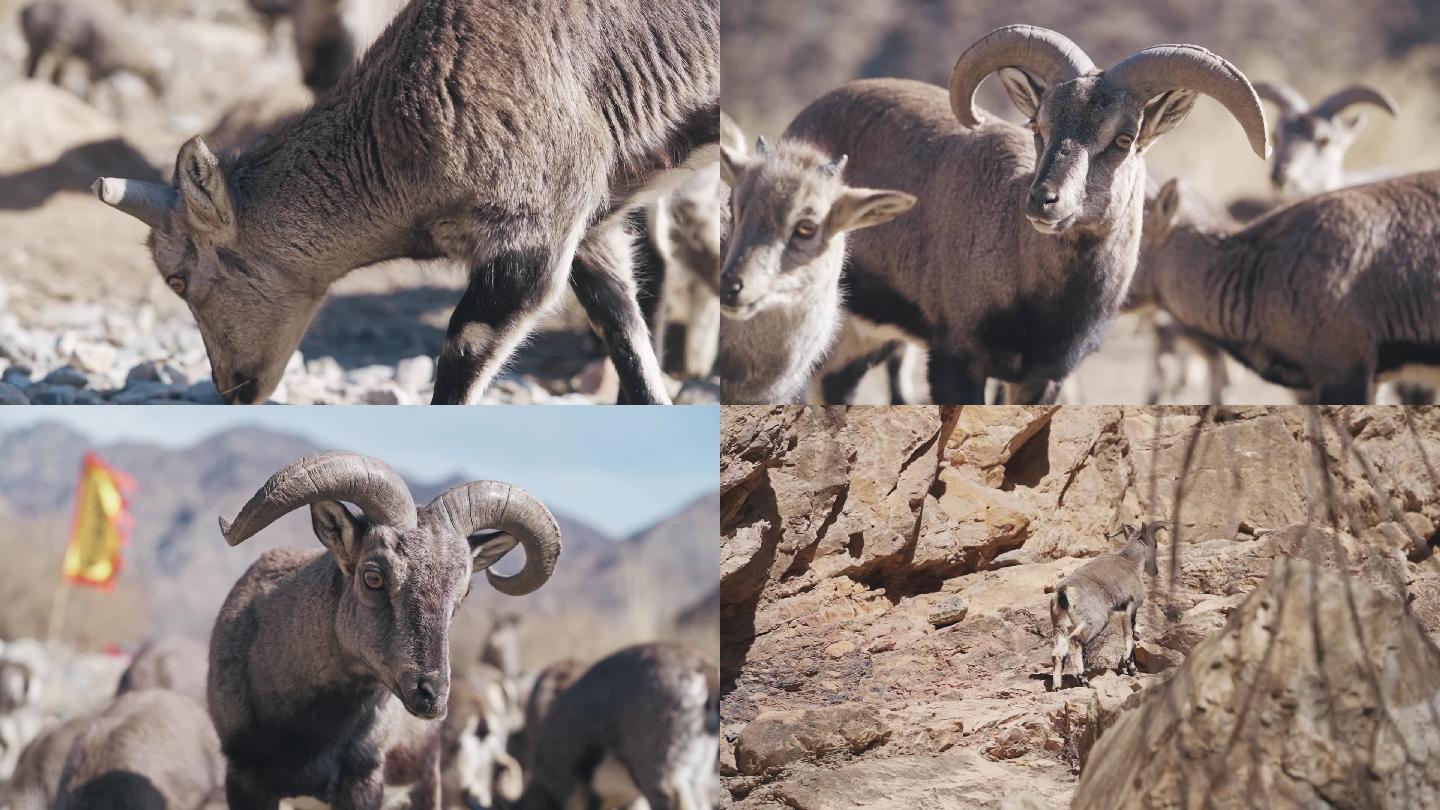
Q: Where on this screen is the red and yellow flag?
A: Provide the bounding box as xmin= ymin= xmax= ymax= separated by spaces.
xmin=61 ymin=453 xmax=135 ymax=590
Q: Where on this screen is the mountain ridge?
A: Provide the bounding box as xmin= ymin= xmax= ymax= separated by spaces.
xmin=0 ymin=421 xmax=715 ymax=643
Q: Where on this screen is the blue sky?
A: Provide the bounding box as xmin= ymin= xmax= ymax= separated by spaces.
xmin=0 ymin=407 xmax=717 ymax=537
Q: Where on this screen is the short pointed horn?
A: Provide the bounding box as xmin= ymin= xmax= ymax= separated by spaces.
xmin=219 ymin=451 xmax=417 ymax=546
xmin=1253 ymin=81 xmax=1309 ymax=118
xmin=1314 ymin=84 xmax=1398 ymax=120
xmin=92 ymin=177 xmax=175 ymax=228
xmin=1103 ymin=45 xmax=1271 ymax=159
xmin=426 ymin=482 xmax=561 ymax=596
xmin=949 ymin=25 xmax=1096 ymax=127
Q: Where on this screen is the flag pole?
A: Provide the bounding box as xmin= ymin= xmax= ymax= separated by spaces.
xmin=47 ymin=575 xmax=71 ymax=644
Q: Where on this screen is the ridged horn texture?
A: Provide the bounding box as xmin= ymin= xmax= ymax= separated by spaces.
xmin=949 ymin=25 xmax=1096 ymax=127
xmin=1254 ymin=81 xmax=1309 ymax=117
xmin=425 ymin=482 xmax=561 ymax=596
xmin=92 ymin=177 xmax=176 ymax=228
xmin=1103 ymin=45 xmax=1271 ymax=159
xmin=218 ymin=451 xmax=417 ymax=547
xmin=1313 ymin=84 xmax=1398 ymax=120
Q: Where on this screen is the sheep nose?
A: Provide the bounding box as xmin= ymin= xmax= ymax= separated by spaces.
xmin=401 ymin=670 xmax=447 ymax=717
xmin=721 ymin=276 xmax=743 ymax=307
xmin=1029 ymin=184 xmax=1060 ymax=211
xmin=218 ymin=373 xmax=260 ymax=405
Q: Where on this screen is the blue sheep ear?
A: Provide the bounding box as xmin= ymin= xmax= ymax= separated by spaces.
xmin=310 ymin=501 xmax=365 ymax=575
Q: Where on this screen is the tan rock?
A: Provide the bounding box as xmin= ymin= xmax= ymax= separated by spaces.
xmin=1131 ymin=639 xmax=1182 ymax=672
xmin=927 ymin=596 xmax=969 ymax=628
xmin=734 ymin=704 xmax=890 ymax=777
xmin=1077 ymin=672 xmax=1147 ymax=766
xmin=1074 ymin=558 xmax=1440 ymax=809
xmin=772 ymin=752 xmax=1073 ymax=809
xmin=915 ymin=470 xmax=1032 ymax=574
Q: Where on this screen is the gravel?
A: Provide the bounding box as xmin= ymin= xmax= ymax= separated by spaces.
xmin=0 ymin=309 xmax=714 ymax=406
xmin=0 ymin=272 xmax=718 ymax=405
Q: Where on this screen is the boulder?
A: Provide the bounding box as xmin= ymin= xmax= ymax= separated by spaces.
xmin=1074 ymin=558 xmax=1440 ymax=809
xmin=734 ymin=704 xmax=889 ymax=777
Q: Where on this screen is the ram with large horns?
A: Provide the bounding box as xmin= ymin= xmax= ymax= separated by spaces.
xmin=206 ymin=451 xmax=561 ymax=810
xmin=785 ymin=25 xmax=1271 ymax=405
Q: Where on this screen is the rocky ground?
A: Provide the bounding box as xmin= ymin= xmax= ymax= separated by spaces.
xmin=719 ymin=406 xmax=1440 ymax=808
xmin=0 ymin=0 xmax=716 ymax=406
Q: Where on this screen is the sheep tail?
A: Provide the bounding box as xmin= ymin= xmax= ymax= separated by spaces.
xmin=1056 ymin=584 xmax=1069 ymax=611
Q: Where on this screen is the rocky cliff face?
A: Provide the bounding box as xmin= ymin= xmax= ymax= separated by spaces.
xmin=1075 ymin=556 xmax=1440 ymax=809
xmin=720 ymin=406 xmax=1440 ymax=808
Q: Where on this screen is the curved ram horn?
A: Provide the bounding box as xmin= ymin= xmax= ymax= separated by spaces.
xmin=425 ymin=481 xmax=562 ymax=596
xmin=1313 ymin=84 xmax=1398 ymax=120
xmin=949 ymin=25 xmax=1096 ymax=128
xmin=1253 ymin=81 xmax=1309 ymax=118
xmin=92 ymin=177 xmax=176 ymax=229
xmin=218 ymin=451 xmax=417 ymax=546
xmin=1104 ymin=44 xmax=1271 ymax=159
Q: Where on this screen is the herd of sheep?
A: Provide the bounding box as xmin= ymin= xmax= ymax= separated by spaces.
xmin=718 ymin=24 xmax=1440 ymax=406
xmin=0 ymin=452 xmax=720 ymax=809
xmin=24 ymin=0 xmax=1435 ymax=408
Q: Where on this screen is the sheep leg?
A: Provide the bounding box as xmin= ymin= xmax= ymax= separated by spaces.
xmin=49 ymin=55 xmax=67 ymax=88
xmin=331 ymin=770 xmax=385 ymax=810
xmin=406 ymin=740 xmax=442 ymax=810
xmin=22 ymin=45 xmax=43 ymax=80
xmin=1068 ymin=621 xmax=1090 ymax=686
xmin=1204 ymin=344 xmax=1229 ymax=404
xmin=432 ymin=238 xmax=577 ymax=405
xmin=1393 ymin=382 xmax=1437 ymax=405
xmin=638 ymin=780 xmax=680 ymax=810
xmin=887 ymin=343 xmax=918 ymax=404
xmin=926 ymin=347 xmax=986 ymax=404
xmin=568 ymin=221 xmax=672 ymax=404
xmin=1050 ymin=628 xmax=1070 ymax=691
xmin=225 ymin=768 xmax=280 ymax=810
xmin=820 ymin=358 xmax=869 ymax=404
xmin=1140 ymin=309 xmax=1165 ymax=405
xmin=1001 ymin=379 xmax=1061 ymax=405
xmin=1119 ymin=608 xmax=1137 ymax=675
xmin=682 ymin=283 xmax=720 ymax=378
xmin=1314 ymin=369 xmax=1373 ymax=405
